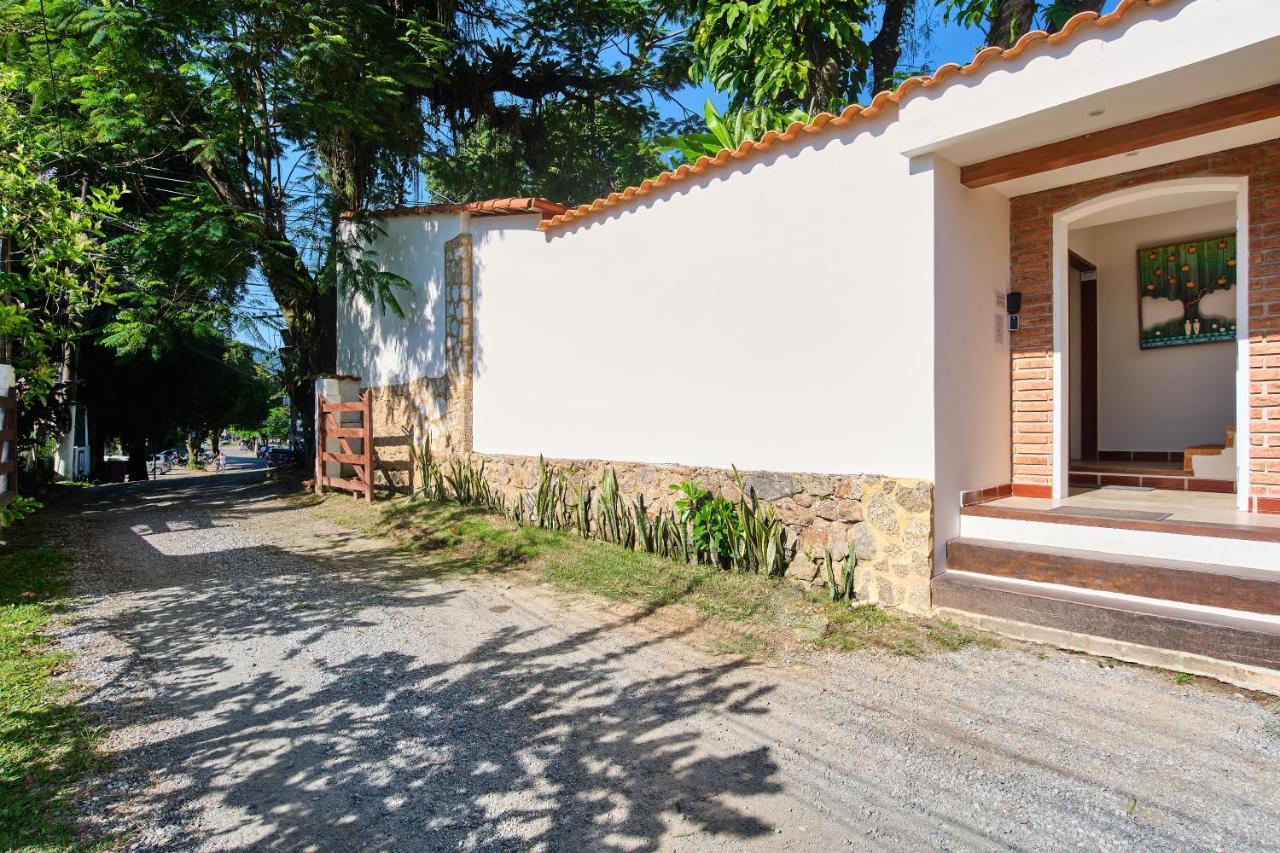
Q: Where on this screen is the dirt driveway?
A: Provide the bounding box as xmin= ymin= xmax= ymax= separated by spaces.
xmin=55 ymin=471 xmax=1280 ymax=851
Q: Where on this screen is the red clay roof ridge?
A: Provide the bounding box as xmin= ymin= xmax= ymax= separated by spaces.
xmin=539 ymin=0 xmax=1181 ymax=234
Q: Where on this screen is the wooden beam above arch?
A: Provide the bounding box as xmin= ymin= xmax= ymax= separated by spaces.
xmin=961 ymin=84 xmax=1280 ymax=189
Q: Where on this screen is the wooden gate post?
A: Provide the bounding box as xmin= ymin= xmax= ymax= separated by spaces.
xmin=314 ymin=387 xmax=325 ymax=496
xmin=313 ymin=377 xmax=373 ymax=502
xmin=362 ymin=388 xmax=374 ymax=502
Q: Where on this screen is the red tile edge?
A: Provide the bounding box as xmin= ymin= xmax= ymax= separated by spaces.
xmin=1187 ymin=479 xmax=1235 ymax=494
xmin=1253 ymin=497 xmax=1280 ymax=514
xmin=1012 ymin=483 xmax=1053 ymax=499
xmin=961 ymin=483 xmax=1014 ymax=506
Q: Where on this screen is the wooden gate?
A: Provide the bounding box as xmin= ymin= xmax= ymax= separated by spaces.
xmin=315 ymin=389 xmax=373 ymax=501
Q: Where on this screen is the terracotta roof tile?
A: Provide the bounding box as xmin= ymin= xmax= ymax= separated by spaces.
xmin=354 ymin=197 xmax=568 ymax=221
xmin=540 ymin=0 xmax=1180 ymax=233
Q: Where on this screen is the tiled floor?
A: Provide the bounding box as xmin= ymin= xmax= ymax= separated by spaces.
xmin=983 ymin=487 xmax=1280 ymax=529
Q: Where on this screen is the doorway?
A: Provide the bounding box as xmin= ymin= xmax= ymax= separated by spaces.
xmin=1053 ymin=178 xmax=1250 ymax=508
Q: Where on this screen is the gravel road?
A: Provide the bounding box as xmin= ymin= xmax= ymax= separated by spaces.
xmin=55 ymin=469 xmax=1280 ymax=851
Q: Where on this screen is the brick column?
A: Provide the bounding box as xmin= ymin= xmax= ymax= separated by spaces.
xmin=1009 ymin=203 xmax=1055 ymax=497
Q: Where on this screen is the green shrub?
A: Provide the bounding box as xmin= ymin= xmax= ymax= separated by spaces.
xmin=671 ymin=480 xmax=739 ymax=568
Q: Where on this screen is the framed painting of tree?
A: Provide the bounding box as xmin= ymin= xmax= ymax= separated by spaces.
xmin=1137 ymin=233 xmax=1237 ymax=349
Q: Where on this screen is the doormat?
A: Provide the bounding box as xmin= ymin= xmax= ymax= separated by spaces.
xmin=1047 ymin=506 xmax=1172 ymax=521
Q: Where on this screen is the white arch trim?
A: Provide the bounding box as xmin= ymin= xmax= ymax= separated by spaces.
xmin=1051 ymin=177 xmax=1251 ymax=509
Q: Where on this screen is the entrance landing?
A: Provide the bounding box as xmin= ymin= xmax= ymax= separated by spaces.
xmin=968 ymin=487 xmax=1278 ymax=539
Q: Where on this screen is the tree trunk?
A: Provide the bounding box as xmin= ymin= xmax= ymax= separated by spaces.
xmin=126 ymin=434 xmax=148 ymax=482
xmin=210 ymin=431 xmax=220 ymax=454
xmin=986 ymin=0 xmax=1037 ymax=48
xmin=869 ymin=0 xmax=914 ymax=96
xmin=185 ymin=433 xmax=199 ymax=467
xmin=1047 ymin=0 xmax=1105 ymax=32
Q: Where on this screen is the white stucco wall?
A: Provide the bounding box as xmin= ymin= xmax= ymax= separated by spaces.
xmin=469 ymin=119 xmax=938 ymax=479
xmin=897 ymin=0 xmax=1280 ymax=159
xmin=1073 ymin=202 xmax=1236 ymax=452
xmin=336 ymin=214 xmax=462 ymax=386
xmin=931 ymin=157 xmax=1011 ymax=568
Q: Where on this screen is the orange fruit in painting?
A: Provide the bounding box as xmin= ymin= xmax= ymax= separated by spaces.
xmin=1228 ymin=259 xmax=1237 ymax=267
xmin=1169 ymin=277 xmax=1177 ymax=285
xmin=1219 ymin=242 xmax=1227 ymax=249
xmin=1188 ymin=246 xmax=1197 ymax=253
xmin=1148 ymin=252 xmax=1157 ymax=260
xmin=1218 ymin=277 xmax=1227 ymax=285
xmin=1147 ymin=284 xmax=1155 ymax=290
xmin=1156 ymin=268 xmax=1163 ymax=275
xmin=1187 ymin=281 xmax=1196 ymax=289
xmin=1181 ymin=265 xmax=1191 ymax=272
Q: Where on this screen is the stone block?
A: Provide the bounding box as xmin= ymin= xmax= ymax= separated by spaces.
xmin=743 ymin=471 xmax=801 ymax=501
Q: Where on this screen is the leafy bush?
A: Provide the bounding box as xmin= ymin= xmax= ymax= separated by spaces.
xmin=671 ymin=480 xmax=740 ymax=568
xmin=0 ymin=496 xmax=41 ymax=528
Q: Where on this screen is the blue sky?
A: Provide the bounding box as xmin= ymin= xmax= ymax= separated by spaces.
xmin=236 ymin=1 xmax=1126 ymax=352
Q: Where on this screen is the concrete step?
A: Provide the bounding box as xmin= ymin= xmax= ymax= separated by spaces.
xmin=947 ymin=537 xmax=1280 ymax=615
xmin=958 ymin=504 xmax=1280 ymax=571
xmin=933 ymin=570 xmax=1280 ymax=673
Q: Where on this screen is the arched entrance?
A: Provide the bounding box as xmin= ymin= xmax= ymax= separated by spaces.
xmin=1051 ymin=177 xmax=1250 ymax=508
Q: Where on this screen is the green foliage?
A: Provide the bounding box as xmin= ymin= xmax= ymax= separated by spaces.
xmin=672 ymin=480 xmax=740 ymax=568
xmin=0 ymin=543 xmax=102 ymax=849
xmin=403 ymin=428 xmax=446 ymax=501
xmin=817 ymin=549 xmax=856 ymax=602
xmin=443 ymin=456 xmax=501 ymax=509
xmin=732 ymin=470 xmax=790 ymax=575
xmin=0 ymin=74 xmax=124 ymax=401
xmin=0 ymin=496 xmax=41 ymax=528
xmin=658 ymin=100 xmax=809 ymax=166
xmin=533 ymin=456 xmax=570 ymax=530
xmin=682 ymin=0 xmax=875 ymax=110
xmin=596 ymin=468 xmax=637 ymax=548
xmin=936 ymin=0 xmax=1099 ymax=47
xmin=424 ymin=102 xmax=672 ymax=207
xmin=261 ymin=407 xmax=292 ymax=443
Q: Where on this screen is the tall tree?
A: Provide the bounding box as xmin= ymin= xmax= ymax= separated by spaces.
xmin=938 ymin=0 xmax=1105 ymax=49
xmin=680 ymin=0 xmax=875 ymax=111
xmin=869 ymin=1 xmax=920 ymax=96
xmin=0 ymin=74 xmax=122 ymax=402
xmin=3 ymin=0 xmax=701 ymax=463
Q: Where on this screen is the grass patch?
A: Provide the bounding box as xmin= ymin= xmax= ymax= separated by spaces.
xmin=0 ymin=535 xmax=102 ymax=850
xmin=304 ymin=492 xmax=997 ymax=660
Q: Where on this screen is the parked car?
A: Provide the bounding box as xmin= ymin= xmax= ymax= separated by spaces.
xmin=158 ymin=448 xmax=186 ymax=467
xmin=265 ymin=447 xmax=295 ymax=467
xmin=150 ymin=454 xmax=172 ymax=475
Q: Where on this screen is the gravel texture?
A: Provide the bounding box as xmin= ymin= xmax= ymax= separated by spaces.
xmin=54 ymin=460 xmax=1280 ymax=851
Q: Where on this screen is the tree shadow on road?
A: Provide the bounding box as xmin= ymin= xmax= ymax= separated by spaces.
xmin=59 ymin=473 xmax=784 ymax=850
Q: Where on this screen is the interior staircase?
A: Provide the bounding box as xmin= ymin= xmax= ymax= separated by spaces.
xmin=1185 ymin=425 xmax=1236 ymax=480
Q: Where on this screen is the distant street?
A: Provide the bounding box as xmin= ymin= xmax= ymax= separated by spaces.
xmin=152 ymin=444 xmax=267 ymax=480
